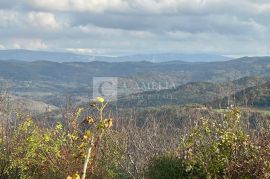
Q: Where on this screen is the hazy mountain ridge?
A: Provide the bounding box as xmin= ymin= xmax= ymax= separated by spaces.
xmin=0 ymin=49 xmax=230 ymax=63
xmin=0 ymin=56 xmax=270 ymax=83
xmin=0 ymin=49 xmax=91 ymax=62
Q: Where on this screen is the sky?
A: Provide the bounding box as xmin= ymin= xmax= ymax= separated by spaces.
xmin=1 ymin=0 xmax=270 ymax=56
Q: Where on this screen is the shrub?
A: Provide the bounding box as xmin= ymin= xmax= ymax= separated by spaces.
xmin=145 ymin=155 xmax=206 ymax=179
xmin=0 ymin=97 xmax=123 ymax=179
xmin=180 ymin=107 xmax=270 ymax=178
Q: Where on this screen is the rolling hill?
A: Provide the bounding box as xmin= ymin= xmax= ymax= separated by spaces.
xmin=115 ymin=76 xmax=270 ymax=108
xmin=0 ymin=56 xmax=270 ymax=84
xmin=0 ymin=56 xmax=270 ymax=108
xmin=211 ymin=81 xmax=270 ymax=108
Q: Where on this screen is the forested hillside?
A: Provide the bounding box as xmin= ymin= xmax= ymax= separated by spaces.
xmin=212 ymin=81 xmax=270 ymax=108
xmin=115 ymin=76 xmax=270 ymax=108
xmin=1 ymin=58 xmax=270 ymax=179
xmin=1 ymin=57 xmax=270 ymax=108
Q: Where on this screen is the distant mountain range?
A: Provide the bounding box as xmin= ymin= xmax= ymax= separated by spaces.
xmin=105 ymin=53 xmax=231 ymax=62
xmin=0 ymin=56 xmax=269 ymax=85
xmin=0 ymin=49 xmax=231 ymax=62
xmin=0 ymin=49 xmax=91 ymax=62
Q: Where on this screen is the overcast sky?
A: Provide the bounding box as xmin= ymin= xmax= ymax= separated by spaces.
xmin=1 ymin=0 xmax=270 ymax=56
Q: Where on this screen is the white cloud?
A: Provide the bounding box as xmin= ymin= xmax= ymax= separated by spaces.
xmin=11 ymin=39 xmax=48 ymax=50
xmin=27 ymin=12 xmax=63 ymax=30
xmin=0 ymin=10 xmax=65 ymax=31
xmin=66 ymin=48 xmax=110 ymax=55
xmin=0 ymin=43 xmax=5 ymax=49
xmin=0 ymin=10 xmax=21 ymax=27
xmin=66 ymin=48 xmax=94 ymax=54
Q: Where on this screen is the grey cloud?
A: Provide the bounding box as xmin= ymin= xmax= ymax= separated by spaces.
xmin=0 ymin=1 xmax=17 ymax=9
xmin=0 ymin=0 xmax=270 ymax=56
xmin=70 ymin=12 xmax=267 ymax=37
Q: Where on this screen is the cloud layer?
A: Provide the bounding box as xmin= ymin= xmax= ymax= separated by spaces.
xmin=1 ymin=0 xmax=270 ymax=55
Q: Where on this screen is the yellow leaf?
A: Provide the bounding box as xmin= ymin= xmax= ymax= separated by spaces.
xmin=96 ymin=96 xmax=104 ymax=103
xmin=67 ymin=172 xmax=81 ymax=179
xmin=104 ymin=118 xmax=113 ymax=129
xmin=79 ymin=142 xmax=86 ymax=148
xmin=84 ymin=116 xmax=94 ymax=124
xmin=44 ymin=134 xmax=50 ymax=142
xmin=85 ymin=130 xmax=91 ymax=137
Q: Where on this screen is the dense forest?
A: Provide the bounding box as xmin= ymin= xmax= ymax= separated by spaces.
xmin=0 ymin=57 xmax=270 ymax=178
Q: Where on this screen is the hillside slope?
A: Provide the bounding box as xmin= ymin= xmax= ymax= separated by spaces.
xmin=211 ymin=81 xmax=270 ymax=108
xmin=115 ymin=76 xmax=270 ymax=108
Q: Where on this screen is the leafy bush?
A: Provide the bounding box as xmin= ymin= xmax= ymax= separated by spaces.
xmin=1 ymin=98 xmax=270 ymax=178
xmin=0 ymin=97 xmax=127 ymax=179
xmin=145 ymin=155 xmax=206 ymax=179
xmin=180 ymin=107 xmax=270 ymax=178
xmin=0 ymin=117 xmax=68 ymax=178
